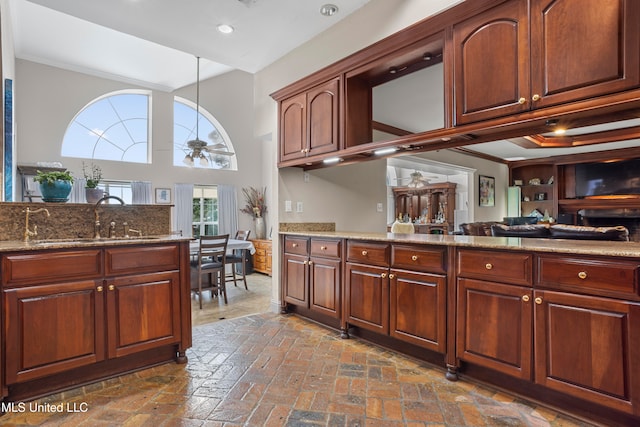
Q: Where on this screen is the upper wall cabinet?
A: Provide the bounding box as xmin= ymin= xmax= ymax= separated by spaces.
xmin=453 ymin=0 xmax=640 ymax=125
xmin=279 ymin=77 xmax=341 ymax=163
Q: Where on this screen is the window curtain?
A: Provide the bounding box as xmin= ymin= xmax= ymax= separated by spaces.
xmin=131 ymin=181 xmax=152 ymax=204
xmin=218 ymin=184 xmax=238 ymax=236
xmin=69 ymin=177 xmax=87 ymax=203
xmin=174 ymin=183 xmax=194 ymax=238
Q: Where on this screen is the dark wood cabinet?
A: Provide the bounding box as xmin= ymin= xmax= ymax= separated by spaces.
xmin=107 ymin=271 xmax=181 ymax=359
xmin=279 ymin=78 xmax=340 ymax=163
xmin=345 ymin=262 xmax=389 ymax=334
xmin=392 ymin=183 xmax=456 ymax=233
xmin=453 ymin=0 xmax=640 ymax=125
xmin=390 ymin=269 xmax=446 ymax=353
xmin=510 ymin=163 xmax=556 ymax=217
xmin=1 ymin=241 xmax=191 ymax=401
xmin=456 ymin=278 xmax=533 ymax=380
xmin=282 ymin=236 xmax=342 ymax=319
xmin=4 ymin=279 xmax=105 ymax=384
xmin=283 ymin=252 xmax=308 ymax=307
xmin=534 ymin=290 xmax=640 ymax=414
xmin=456 ymin=249 xmax=534 ymax=378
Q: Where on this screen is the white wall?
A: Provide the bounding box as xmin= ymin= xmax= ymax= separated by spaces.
xmin=14 ymin=60 xmax=267 ymax=232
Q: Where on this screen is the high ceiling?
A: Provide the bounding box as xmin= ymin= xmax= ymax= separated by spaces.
xmin=11 ymin=0 xmax=372 ymax=91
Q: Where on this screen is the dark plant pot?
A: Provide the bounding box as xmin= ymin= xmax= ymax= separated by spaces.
xmin=85 ymin=187 xmax=104 ymax=204
xmin=39 ymin=180 xmax=72 ymax=202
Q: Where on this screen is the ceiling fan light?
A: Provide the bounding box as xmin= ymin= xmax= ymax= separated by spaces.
xmin=183 ymin=154 xmax=194 ymax=166
xmin=199 ymin=155 xmax=209 ymax=167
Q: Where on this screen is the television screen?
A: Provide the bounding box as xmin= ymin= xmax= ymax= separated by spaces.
xmin=575 ymin=159 xmax=640 ymax=197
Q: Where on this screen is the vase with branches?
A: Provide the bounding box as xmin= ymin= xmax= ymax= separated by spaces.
xmin=240 ymin=187 xmax=267 ymax=239
xmin=82 ymin=162 xmax=104 ymax=203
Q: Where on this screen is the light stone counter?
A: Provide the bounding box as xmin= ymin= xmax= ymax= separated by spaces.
xmin=280 ymin=230 xmax=640 ymax=258
xmin=0 ymin=235 xmax=193 ymax=252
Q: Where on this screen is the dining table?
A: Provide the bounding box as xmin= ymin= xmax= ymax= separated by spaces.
xmin=189 ymin=238 xmax=256 ymax=257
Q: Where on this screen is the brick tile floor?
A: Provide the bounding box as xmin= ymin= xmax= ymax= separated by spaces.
xmin=1 ymin=313 xmax=600 ymax=426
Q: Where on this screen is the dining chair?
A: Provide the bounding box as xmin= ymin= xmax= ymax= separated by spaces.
xmin=191 ymin=234 xmax=229 ymax=308
xmin=224 ymin=230 xmax=251 ymax=290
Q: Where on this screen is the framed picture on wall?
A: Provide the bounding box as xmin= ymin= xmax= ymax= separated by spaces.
xmin=155 ymin=188 xmax=171 ymax=204
xmin=479 ymin=175 xmax=495 ymax=207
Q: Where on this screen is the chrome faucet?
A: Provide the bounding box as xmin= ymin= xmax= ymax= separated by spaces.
xmin=123 ymin=222 xmax=142 ymax=238
xmin=24 ymin=207 xmax=50 ymax=242
xmin=94 ymin=196 xmax=125 ymax=239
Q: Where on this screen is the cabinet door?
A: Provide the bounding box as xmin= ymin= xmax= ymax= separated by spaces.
xmin=310 ymin=257 xmax=341 ymax=318
xmin=457 ymin=278 xmax=533 ymax=380
xmin=307 ymin=78 xmax=340 ymax=157
xmin=106 ymin=271 xmax=181 ymax=359
xmin=530 ymin=0 xmax=640 ymax=109
xmin=279 ymin=92 xmax=307 ymax=162
xmin=4 ymin=280 xmax=105 ymax=384
xmin=453 ymin=0 xmax=530 ymax=124
xmin=345 ymin=263 xmax=389 ymax=334
xmin=390 ymin=269 xmax=446 ymax=353
xmin=283 ymin=253 xmax=309 ymax=307
xmin=534 ymin=290 xmax=640 ymax=414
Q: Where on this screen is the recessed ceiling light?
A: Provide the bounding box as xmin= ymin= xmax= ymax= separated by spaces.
xmin=320 ymin=4 xmax=339 ymax=16
xmin=217 ymin=24 xmax=234 ymax=34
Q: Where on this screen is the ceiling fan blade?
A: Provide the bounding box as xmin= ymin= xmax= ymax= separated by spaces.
xmin=206 ymin=150 xmax=235 ymax=156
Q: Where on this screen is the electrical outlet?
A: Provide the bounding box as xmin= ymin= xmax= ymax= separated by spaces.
xmin=296 ymin=201 xmax=303 ymax=213
xmin=303 ymin=172 xmax=310 ymax=182
xmin=285 ymin=200 xmax=292 ymax=212
xmin=376 ymin=203 xmax=383 ymax=212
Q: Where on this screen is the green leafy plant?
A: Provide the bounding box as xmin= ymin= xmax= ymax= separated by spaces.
xmin=82 ymin=162 xmax=102 ymax=188
xmin=240 ymin=187 xmax=267 ymax=218
xmin=33 ymin=170 xmax=74 ymax=185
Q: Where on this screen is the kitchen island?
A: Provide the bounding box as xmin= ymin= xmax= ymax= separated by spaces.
xmin=280 ymin=231 xmax=640 ymax=426
xmin=0 ymin=235 xmax=193 ymax=403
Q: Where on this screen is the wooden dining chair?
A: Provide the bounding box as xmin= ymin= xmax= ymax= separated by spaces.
xmin=191 ymin=234 xmax=229 ymax=308
xmin=224 ymin=230 xmax=251 ymax=290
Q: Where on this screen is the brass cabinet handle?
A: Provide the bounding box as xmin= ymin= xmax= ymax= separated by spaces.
xmin=522 ymin=295 xmax=530 ymax=302
xmin=108 ymin=284 xmax=115 ymax=291
xmin=308 ymin=261 xmax=314 ymax=266
xmin=532 ymin=94 xmax=541 ymax=101
xmin=518 ymin=97 xmax=526 ymax=104
xmin=578 ymin=271 xmax=587 ymax=279
xmin=362 ymin=250 xmax=368 ymax=256
xmin=381 ymin=272 xmax=387 ymax=279
xmin=321 ymin=246 xmax=327 ymax=250
xmin=389 ymin=273 xmax=395 ymax=279
xmin=292 ymin=243 xmax=298 ymax=248
xmin=97 ymin=285 xmax=103 ymax=292
xmin=411 ymin=255 xmax=418 ymax=261
xmin=303 ymin=260 xmax=308 ymax=265
xmin=535 ymin=297 xmax=543 ymax=305
xmin=485 ymin=263 xmax=493 ymax=270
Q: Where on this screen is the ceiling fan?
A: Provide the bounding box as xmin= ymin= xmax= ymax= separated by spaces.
xmin=394 ymin=171 xmax=439 ymax=188
xmin=182 ymin=57 xmax=235 ymax=167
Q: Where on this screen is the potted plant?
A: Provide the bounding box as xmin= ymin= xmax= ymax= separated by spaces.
xmin=34 ymin=170 xmax=74 ymax=202
xmin=82 ymin=162 xmax=104 ymax=203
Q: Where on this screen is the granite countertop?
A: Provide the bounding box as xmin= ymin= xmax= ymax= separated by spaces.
xmin=0 ymin=235 xmax=193 ymax=252
xmin=279 ymin=230 xmax=640 ymax=258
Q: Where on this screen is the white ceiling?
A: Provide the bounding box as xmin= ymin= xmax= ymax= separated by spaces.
xmin=11 ymin=0 xmax=371 ymax=91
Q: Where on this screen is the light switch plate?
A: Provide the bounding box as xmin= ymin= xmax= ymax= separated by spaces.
xmin=377 ymin=203 xmax=383 ymax=212
xmin=285 ymin=200 xmax=292 ymax=212
xmin=296 ymin=201 xmax=303 ymax=213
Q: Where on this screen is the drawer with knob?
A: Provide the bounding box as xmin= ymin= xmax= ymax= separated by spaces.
xmin=347 ymin=241 xmax=390 ymax=267
xmin=537 ymin=255 xmax=639 ymax=299
xmin=456 ymin=249 xmax=532 ymax=286
xmin=310 ymin=238 xmax=341 ymax=259
xmin=391 ymin=244 xmax=446 ymax=274
xmin=284 ymin=236 xmax=309 ymax=256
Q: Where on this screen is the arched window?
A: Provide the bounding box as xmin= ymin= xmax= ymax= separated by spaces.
xmin=173 ymin=97 xmax=237 ymax=170
xmin=62 ymin=90 xmax=150 ymax=163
